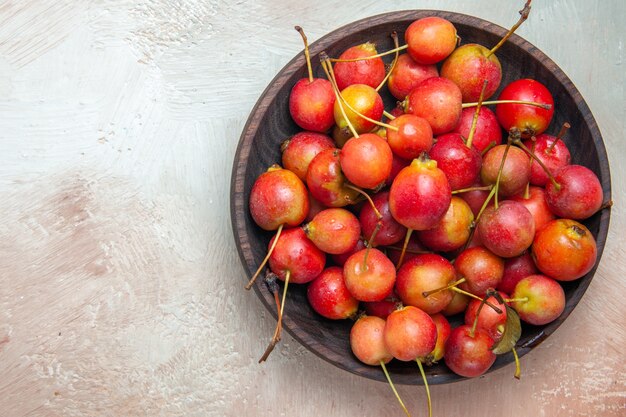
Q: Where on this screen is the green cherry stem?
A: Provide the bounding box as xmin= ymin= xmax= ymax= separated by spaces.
xmin=329 ymin=43 xmax=408 ymax=62
xmin=246 ymin=223 xmax=284 ymax=290
xmin=376 ymin=31 xmax=400 ymax=92
xmin=295 ymin=26 xmax=314 ymax=83
xmin=383 ymin=110 xmax=397 ymax=120
xmin=462 ymin=100 xmax=551 ymax=110
xmin=381 ymin=361 xmax=413 ymax=417
xmin=486 ymin=0 xmax=532 ymax=58
xmin=466 ymin=79 xmax=489 ymax=149
xmin=513 ymin=138 xmax=562 ymax=190
xmin=416 ymin=358 xmax=432 ymax=417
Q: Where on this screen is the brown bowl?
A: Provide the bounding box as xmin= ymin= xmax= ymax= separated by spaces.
xmin=230 ymin=10 xmax=611 ymax=385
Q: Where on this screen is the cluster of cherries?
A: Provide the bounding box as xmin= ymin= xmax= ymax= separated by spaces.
xmin=246 ymin=2 xmax=608 ymax=415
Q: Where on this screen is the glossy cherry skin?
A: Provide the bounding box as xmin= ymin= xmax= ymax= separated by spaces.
xmin=343 ymin=248 xmax=396 ymax=302
xmin=304 ymin=208 xmax=361 ymax=255
xmin=281 ymin=131 xmax=335 ymax=180
xmin=334 ymin=42 xmax=386 ymax=91
xmin=456 ymin=246 xmax=504 ymax=297
xmin=268 ymin=227 xmax=326 ymax=284
xmin=440 ymin=43 xmax=502 ymax=102
xmin=464 ymin=292 xmax=507 ymax=342
xmin=334 ymin=84 xmax=384 ymax=134
xmin=249 ymin=165 xmax=309 ymax=231
xmin=476 ymin=200 xmax=535 ymax=258
xmin=289 ymin=78 xmax=335 ymax=133
xmin=429 ymin=133 xmax=482 ymax=191
xmin=389 ymin=157 xmax=452 ymax=231
xmin=307 ymin=266 xmax=359 ymax=320
xmin=545 ymin=165 xmax=603 ymax=220
xmin=384 ymin=306 xmax=438 ymax=361
xmin=396 ymin=254 xmax=456 ymax=314
xmin=405 ymin=77 xmax=462 ymax=135
xmin=405 ymin=17 xmax=457 ymax=65
xmin=386 ymin=114 xmax=433 ymax=160
xmin=417 ymin=196 xmax=474 ymax=252
xmin=340 ymin=133 xmax=393 ymax=189
xmin=388 ymin=53 xmax=438 ymax=100
xmin=510 ymin=186 xmax=556 ymax=232
xmin=531 ymin=219 xmax=597 ymax=281
xmin=350 ymin=315 xmax=393 ymax=365
xmin=359 ymin=191 xmax=407 ymax=247
xmin=429 ymin=313 xmax=452 ymax=362
xmin=495 ymin=79 xmax=554 ymax=138
xmin=522 ymin=133 xmax=571 ymax=187
xmin=481 ymin=144 xmax=531 ymax=197
xmin=444 ymin=325 xmax=496 ymax=378
xmin=511 ymin=274 xmax=566 ymax=325
xmin=452 ymin=106 xmax=502 ymax=153
xmin=306 ymin=148 xmax=359 ymax=207
xmin=497 ymin=251 xmax=539 ymax=295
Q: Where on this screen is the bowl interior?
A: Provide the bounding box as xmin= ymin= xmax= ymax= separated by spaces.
xmin=231 ymin=10 xmax=611 ymax=385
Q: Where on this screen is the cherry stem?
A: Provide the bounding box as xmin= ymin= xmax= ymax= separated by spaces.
xmin=383 ymin=110 xmax=397 ymax=120
xmin=494 ymin=133 xmax=515 ymax=210
xmin=376 ymin=31 xmax=399 ymax=92
xmin=505 ymin=297 xmax=529 ymax=303
xmin=486 ymin=0 xmax=532 ymax=58
xmin=385 ymin=246 xmax=429 ymax=255
xmin=547 ymin=122 xmax=571 ymax=153
xmin=512 ymin=347 xmax=521 ymax=379
xmin=422 ymin=277 xmax=466 ymax=298
xmin=469 ymin=293 xmax=490 ymax=338
xmin=396 ymin=228 xmax=414 ymax=269
xmin=481 ymin=141 xmax=496 ymax=156
xmin=295 ymin=26 xmax=314 ymax=83
xmin=259 ymin=269 xmax=291 ymax=362
xmin=329 ymin=44 xmax=408 ymax=62
xmin=475 ymin=186 xmax=497 ymax=224
xmin=513 ymin=137 xmax=561 ymax=190
xmin=323 ymin=55 xmax=398 ymax=132
xmin=246 ymin=223 xmax=284 ymax=290
xmin=599 ymin=200 xmax=614 ymax=211
xmin=345 ymin=184 xmax=383 ymax=219
xmin=380 ymin=361 xmax=413 ymax=417
xmin=462 ymin=100 xmax=551 ymax=110
xmin=466 ymin=80 xmax=489 ymax=149
xmin=452 ymin=184 xmax=493 ymax=194
xmin=344 ymin=183 xmax=383 ymax=269
xmin=451 ymin=287 xmax=503 ymax=314
xmin=415 ymin=358 xmax=432 ymax=417
xmin=321 ymin=56 xmax=360 ymax=139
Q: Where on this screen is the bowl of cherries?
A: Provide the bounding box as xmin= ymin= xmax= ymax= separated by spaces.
xmin=231 ymin=2 xmax=611 ymax=415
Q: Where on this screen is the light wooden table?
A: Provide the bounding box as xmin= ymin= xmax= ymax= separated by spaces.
xmin=1 ymin=1 xmax=624 ymax=416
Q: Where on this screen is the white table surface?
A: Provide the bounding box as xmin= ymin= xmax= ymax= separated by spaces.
xmin=1 ymin=1 xmax=624 ymax=416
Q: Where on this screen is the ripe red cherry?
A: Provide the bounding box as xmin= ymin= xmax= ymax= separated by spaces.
xmin=417 ymin=196 xmax=474 ymax=252
xmin=545 ymin=165 xmax=604 ymax=220
xmin=452 ymin=106 xmax=503 ymax=153
xmin=495 ymin=79 xmax=554 ymax=138
xmin=464 ymin=292 xmax=508 ymax=342
xmin=523 ymin=133 xmax=571 ymax=187
xmin=386 ymin=114 xmax=433 ymax=160
xmin=306 ymin=148 xmax=359 ymax=207
xmin=497 ymin=251 xmax=539 ymax=295
xmin=405 ymin=77 xmax=463 ymax=135
xmin=384 ymin=306 xmax=438 ymax=361
xmin=532 ymin=219 xmax=597 ymax=281
xmin=429 ymin=313 xmax=452 ymax=362
xmin=343 ymin=248 xmax=396 ymax=302
xmin=405 ymin=17 xmax=457 ymax=65
xmin=440 ymin=43 xmax=502 ymax=102
xmin=444 ymin=325 xmax=496 ymax=378
xmin=396 ymin=254 xmax=456 ymax=314
xmin=456 ymin=246 xmax=504 ymax=297
xmin=289 ymin=78 xmax=336 ymax=133
xmin=249 ymin=165 xmax=309 ymax=231
xmin=307 ymin=266 xmax=359 ymax=320
xmin=481 ymin=144 xmax=531 ymax=197
xmin=304 ymin=208 xmax=361 ymax=255
xmin=387 ymin=53 xmax=438 ymax=100
xmin=350 ymin=315 xmax=393 ymax=365
xmin=477 ymin=200 xmax=535 ymax=258
xmin=268 ymin=227 xmax=326 ymax=284
xmin=389 ymin=156 xmax=452 ymax=231
xmin=334 ymin=42 xmax=386 ymax=91
xmin=511 ymin=274 xmax=566 ymax=325
xmin=429 ymin=133 xmax=482 ymax=191
xmin=359 ymin=191 xmax=407 ymax=247
xmin=340 ymin=133 xmax=392 ymax=189
xmin=281 ymin=131 xmax=335 ymax=180
xmin=334 ymin=84 xmax=384 ymax=134
xmin=509 ymin=186 xmax=555 ymax=232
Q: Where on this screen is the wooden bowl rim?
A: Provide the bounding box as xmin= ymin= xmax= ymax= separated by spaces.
xmin=230 ymin=10 xmax=612 ymax=385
